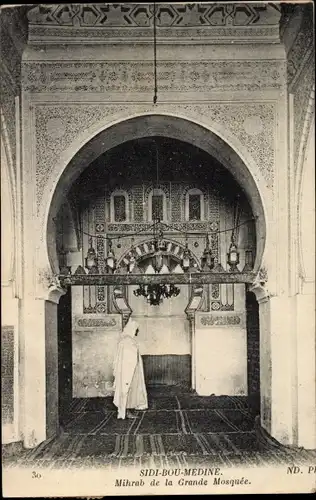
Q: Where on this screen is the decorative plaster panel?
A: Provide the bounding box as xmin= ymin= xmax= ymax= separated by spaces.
xmin=35 ymin=104 xmax=125 ymax=201
xmin=26 ymin=3 xmax=281 ymax=47
xmin=27 ymin=3 xmax=279 ymax=29
xmin=0 ymin=76 xmax=16 ymax=173
xmin=198 ymin=313 xmax=245 ymax=328
xmin=286 ymin=13 xmax=314 ymax=86
xmin=94 ymin=195 xmax=106 ymax=312
xmin=1 ymin=35 xmax=21 ymax=87
xmin=293 ymin=54 xmax=315 ymax=173
xmin=1 ymin=325 xmax=15 ymax=425
xmin=34 ymin=102 xmax=276 ymax=211
xmin=74 ymin=315 xmax=121 ymax=330
xmin=22 ymin=61 xmax=285 ymax=94
xmin=1 ymin=16 xmax=25 ymax=179
xmin=108 ymin=222 xmax=211 ymax=233
xmin=28 ymin=25 xmax=280 ymax=45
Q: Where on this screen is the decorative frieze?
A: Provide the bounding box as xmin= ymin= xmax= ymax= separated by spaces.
xmin=108 ymin=222 xmax=209 ymax=233
xmin=22 ymin=60 xmax=285 ymax=94
xmin=28 ymin=25 xmax=281 ymax=46
xmin=105 ymin=220 xmax=231 ymax=245
xmin=27 ymin=3 xmax=279 ymax=29
xmin=26 ymin=4 xmax=281 ymax=47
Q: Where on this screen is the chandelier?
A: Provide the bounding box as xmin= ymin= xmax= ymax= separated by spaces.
xmin=134 ymin=283 xmax=180 ymax=306
xmin=132 ymin=217 xmax=183 ymax=305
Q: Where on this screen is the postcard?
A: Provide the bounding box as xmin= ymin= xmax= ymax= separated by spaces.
xmin=1 ymin=1 xmax=315 ymax=496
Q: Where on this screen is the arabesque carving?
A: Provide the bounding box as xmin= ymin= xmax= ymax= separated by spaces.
xmin=38 ymin=267 xmax=62 ymax=289
xmin=293 ymin=56 xmax=315 ymax=173
xmin=22 ymin=60 xmax=285 ymax=94
xmin=75 ymin=317 xmax=118 ymax=329
xmin=200 ymin=314 xmax=241 ymax=326
xmin=37 ymin=267 xmax=66 ymax=302
xmin=285 ymin=10 xmax=314 ymax=86
xmin=34 ymin=101 xmax=276 ymax=211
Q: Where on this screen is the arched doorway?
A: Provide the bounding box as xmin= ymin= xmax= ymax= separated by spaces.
xmin=18 ymin=113 xmax=267 ymax=447
xmin=49 ymin=128 xmax=265 ymax=435
xmin=44 ymin=114 xmax=267 ymax=276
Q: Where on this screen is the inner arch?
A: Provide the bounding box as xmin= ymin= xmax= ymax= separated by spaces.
xmin=47 ymin=114 xmax=266 ymax=273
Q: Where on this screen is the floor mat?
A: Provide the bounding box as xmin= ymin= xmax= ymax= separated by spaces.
xmin=176 ymin=394 xmax=249 ymax=410
xmin=134 ymin=410 xmax=183 ymax=434
xmin=183 ymin=409 xmax=240 ymax=434
xmin=216 ymin=409 xmax=254 ymax=432
xmin=4 ymin=391 xmax=316 ymax=471
xmin=147 ymin=395 xmax=179 ymax=410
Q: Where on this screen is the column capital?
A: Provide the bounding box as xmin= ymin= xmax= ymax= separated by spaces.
xmin=185 ymin=285 xmax=204 ymax=320
xmin=36 ymin=267 xmax=67 ymax=303
xmin=249 ymin=265 xmax=271 ymax=303
xmin=113 ymin=286 xmax=132 ymax=328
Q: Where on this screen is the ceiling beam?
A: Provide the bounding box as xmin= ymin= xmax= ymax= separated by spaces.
xmin=59 ymin=272 xmax=256 ymax=287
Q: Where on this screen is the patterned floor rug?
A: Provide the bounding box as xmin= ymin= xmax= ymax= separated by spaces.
xmin=3 ymin=390 xmax=316 ymax=470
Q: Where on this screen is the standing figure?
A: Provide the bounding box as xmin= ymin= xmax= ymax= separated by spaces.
xmin=113 ymin=318 xmax=148 ymax=419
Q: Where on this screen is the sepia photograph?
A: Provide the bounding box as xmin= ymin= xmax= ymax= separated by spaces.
xmin=1 ymin=1 xmax=315 ymax=496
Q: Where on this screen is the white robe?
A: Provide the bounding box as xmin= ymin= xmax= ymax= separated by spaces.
xmin=113 ymin=319 xmax=148 ymax=419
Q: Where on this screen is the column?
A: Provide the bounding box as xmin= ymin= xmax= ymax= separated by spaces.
xmin=257 ymin=295 xmax=272 ymax=434
xmin=269 ymin=295 xmax=294 ymax=444
xmin=21 ymin=287 xmax=64 ymax=448
xmin=21 ymin=298 xmax=47 ymax=448
xmin=252 ymin=284 xmax=295 ymax=445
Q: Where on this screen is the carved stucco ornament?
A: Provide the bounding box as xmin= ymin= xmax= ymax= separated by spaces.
xmin=34 ymin=101 xmax=276 ymax=214
xmin=249 ymin=265 xmax=270 ymax=303
xmin=256 ymin=266 xmax=268 ymax=286
xmin=26 ymin=3 xmax=280 ymax=30
xmin=185 ymin=285 xmax=204 ymax=320
xmin=113 ymin=286 xmax=132 ymax=327
xmin=37 ymin=267 xmax=67 ymax=303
